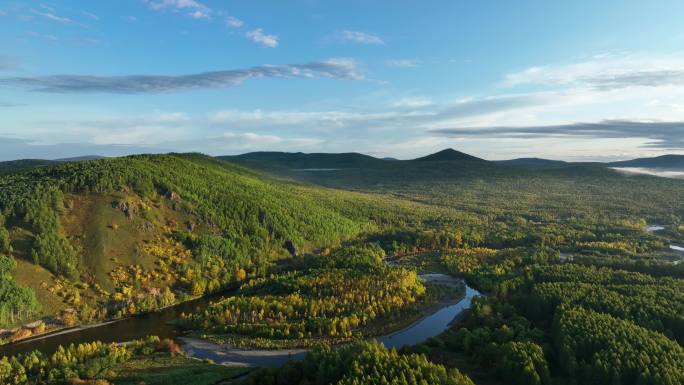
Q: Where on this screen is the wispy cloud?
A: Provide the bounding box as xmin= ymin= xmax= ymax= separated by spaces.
xmin=338 ymin=30 xmax=384 ymax=45
xmin=392 ymin=97 xmax=433 ymax=109
xmin=213 ymin=132 xmax=322 ymax=149
xmin=246 ymin=29 xmax=278 ymax=48
xmin=225 ymin=16 xmax=243 ymax=28
xmin=209 ymin=93 xmax=546 ymax=129
xmin=386 ymin=59 xmax=420 ymax=68
xmin=31 ymin=8 xmax=73 ymax=24
xmin=505 ymin=55 xmax=684 ymax=90
xmin=0 ymin=59 xmax=363 ymax=94
xmin=188 ymin=10 xmax=210 ymax=19
xmin=0 ymin=137 xmax=167 ymax=161
xmin=429 ymin=120 xmax=684 ymax=150
xmin=145 ymin=0 xmax=211 ymax=19
xmin=26 ymin=31 xmax=100 ymax=44
xmin=27 ymin=31 xmax=59 ymax=41
xmin=82 ymin=11 xmax=99 ymax=21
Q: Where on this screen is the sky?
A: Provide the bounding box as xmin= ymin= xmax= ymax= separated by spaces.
xmin=2 ymin=1 xmax=684 ymax=161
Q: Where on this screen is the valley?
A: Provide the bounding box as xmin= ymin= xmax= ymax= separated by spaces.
xmin=0 ymin=150 xmax=683 ymax=385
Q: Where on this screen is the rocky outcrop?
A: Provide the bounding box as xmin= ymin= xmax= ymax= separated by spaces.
xmin=112 ymin=200 xmax=135 ymax=220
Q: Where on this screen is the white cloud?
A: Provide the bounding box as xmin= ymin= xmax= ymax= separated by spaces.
xmin=225 ymin=16 xmax=243 ymax=28
xmin=188 ymin=10 xmax=210 ymax=19
xmin=146 ymin=0 xmax=208 ymax=11
xmin=392 ymin=97 xmax=433 ymax=109
xmin=145 ymin=0 xmax=211 ymax=19
xmin=216 ymin=132 xmax=283 ymax=146
xmin=338 ymin=30 xmax=384 ymax=45
xmin=246 ymin=29 xmax=278 ymax=48
xmin=386 ymin=59 xmax=420 ymax=68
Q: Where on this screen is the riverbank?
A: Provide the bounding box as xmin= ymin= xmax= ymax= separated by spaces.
xmin=180 ymin=280 xmax=480 ymax=367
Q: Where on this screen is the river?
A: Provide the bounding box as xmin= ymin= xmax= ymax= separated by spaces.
xmin=181 ymin=279 xmax=479 ymax=367
xmin=0 ymin=290 xmax=226 ymax=357
xmin=0 ymin=274 xmax=480 ymax=366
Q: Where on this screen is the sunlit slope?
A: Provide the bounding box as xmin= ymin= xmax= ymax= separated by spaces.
xmin=0 ymin=153 xmax=398 ymax=316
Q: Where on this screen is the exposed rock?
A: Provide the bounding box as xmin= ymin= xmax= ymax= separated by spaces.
xmin=283 ymin=240 xmax=298 ymax=257
xmin=24 ymin=320 xmax=43 ymax=329
xmin=137 ymin=221 xmax=154 ymax=232
xmin=112 ymin=200 xmax=134 ymax=220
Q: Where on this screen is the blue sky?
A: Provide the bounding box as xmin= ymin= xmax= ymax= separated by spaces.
xmin=2 ymin=0 xmax=684 ymax=161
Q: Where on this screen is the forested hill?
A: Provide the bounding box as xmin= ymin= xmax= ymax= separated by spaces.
xmin=413 ymin=148 xmax=485 ymax=162
xmin=219 ymin=151 xmax=385 ymax=170
xmin=223 ymin=149 xmax=684 ymax=222
xmin=0 ymin=159 xmax=58 ymax=174
xmin=0 ymin=153 xmax=379 ymax=274
xmin=1 ymin=153 xmax=420 ymax=327
xmin=608 ymin=154 xmax=684 ymax=169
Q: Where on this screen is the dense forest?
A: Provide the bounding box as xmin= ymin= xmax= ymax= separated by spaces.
xmin=0 ymin=151 xmax=683 ymax=385
xmin=178 ymin=244 xmax=456 ymax=348
xmin=246 ymin=341 xmax=474 ymax=385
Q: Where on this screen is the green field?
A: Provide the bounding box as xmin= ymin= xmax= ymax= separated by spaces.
xmin=110 ymin=354 xmax=250 ymax=385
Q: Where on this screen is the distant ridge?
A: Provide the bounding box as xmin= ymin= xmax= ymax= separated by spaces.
xmin=608 ymin=154 xmax=684 ymax=169
xmin=0 ymin=156 xmax=106 ymax=173
xmin=220 ymin=151 xmax=385 ymax=169
xmin=413 ymin=148 xmax=485 ymax=162
xmin=498 ymin=158 xmax=568 ymax=168
xmin=55 ymin=155 xmax=106 ymax=162
xmin=0 ymin=159 xmax=57 ymax=173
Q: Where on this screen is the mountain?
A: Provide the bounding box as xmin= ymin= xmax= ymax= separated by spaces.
xmin=608 ymin=154 xmax=684 ymax=169
xmin=498 ymin=157 xmax=568 ymax=168
xmin=413 ymin=148 xmax=485 ymax=162
xmin=220 ymin=151 xmax=385 ymax=169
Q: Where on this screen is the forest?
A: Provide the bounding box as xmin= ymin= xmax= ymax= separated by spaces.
xmin=177 ymin=244 xmax=458 ymax=348
xmin=0 ymin=152 xmax=683 ymax=385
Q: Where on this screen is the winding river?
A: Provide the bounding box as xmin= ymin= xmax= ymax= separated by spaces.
xmin=0 ymin=274 xmax=480 ymax=367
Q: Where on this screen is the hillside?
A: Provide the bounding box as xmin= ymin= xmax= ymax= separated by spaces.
xmin=0 ymin=153 xmax=417 ymax=330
